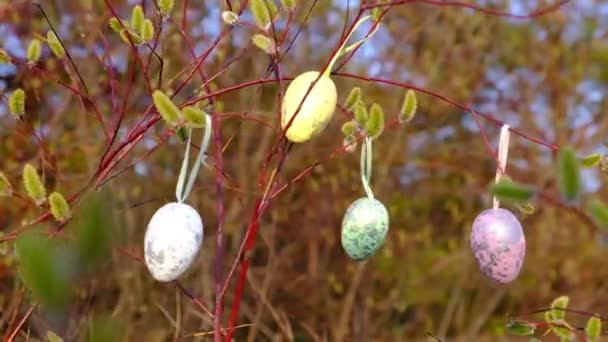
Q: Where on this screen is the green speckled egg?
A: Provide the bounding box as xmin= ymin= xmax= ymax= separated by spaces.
xmin=341 ymin=197 xmax=389 ymax=261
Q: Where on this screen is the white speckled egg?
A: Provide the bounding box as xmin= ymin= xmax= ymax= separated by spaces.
xmin=341 ymin=197 xmax=389 ymax=261
xmin=470 ymin=208 xmax=526 ymax=284
xmin=281 ymin=71 xmax=337 ymax=143
xmin=144 ymin=202 xmax=203 ymax=282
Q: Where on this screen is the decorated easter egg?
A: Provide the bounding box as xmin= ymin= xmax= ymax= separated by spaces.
xmin=281 ymin=71 xmax=337 ymax=143
xmin=144 ymin=202 xmax=203 ymax=282
xmin=470 ymin=208 xmax=526 ymax=284
xmin=341 ymin=197 xmax=389 ymax=261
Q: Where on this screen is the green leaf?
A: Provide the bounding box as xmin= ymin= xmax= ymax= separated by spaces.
xmin=251 ymin=0 xmax=278 ymax=29
xmin=506 ymin=320 xmax=537 ymax=336
xmin=15 ymin=232 xmax=73 ymax=308
xmin=365 ymin=103 xmax=385 ymax=139
xmin=152 ymin=90 xmax=181 ymax=126
xmin=8 ymin=88 xmax=25 ymax=119
xmin=131 ymin=5 xmax=145 ymax=34
xmin=0 ymin=171 xmax=11 ymax=196
xmin=489 ymin=179 xmax=535 ymax=204
xmin=181 ymin=106 xmax=207 ymax=128
xmin=585 ymin=315 xmax=602 ymax=342
xmin=109 ymin=17 xmax=123 ymax=32
xmin=46 ymin=31 xmax=65 ymax=58
xmin=0 ymin=49 xmax=10 ymax=64
xmin=551 ymin=296 xmax=569 ymax=321
xmin=580 ymin=153 xmax=603 ymax=168
xmin=557 ymin=147 xmax=581 ymax=202
xmin=49 ymin=192 xmax=71 ymax=222
xmin=400 ymin=89 xmax=417 ymax=123
xmin=27 ymin=39 xmax=42 ymax=64
xmin=344 ymin=87 xmax=361 ymax=109
xmin=158 ymin=0 xmax=175 ymax=16
xmin=176 ymin=127 xmax=189 ymax=143
xmin=588 ymin=199 xmax=608 ymax=230
xmin=141 ymin=19 xmax=154 ymax=41
xmin=74 ymin=191 xmax=116 ymax=267
xmin=341 ymin=121 xmax=358 ymax=136
xmin=222 ymin=11 xmax=239 ymax=25
xmin=251 ymin=34 xmax=275 ymax=54
xmin=354 ymin=100 xmax=368 ymax=125
xmin=23 ymin=163 xmax=46 ymax=205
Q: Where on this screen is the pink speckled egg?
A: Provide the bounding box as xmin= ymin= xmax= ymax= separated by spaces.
xmin=470 ymin=208 xmax=526 ymax=284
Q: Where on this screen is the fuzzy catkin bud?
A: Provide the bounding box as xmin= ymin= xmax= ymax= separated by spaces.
xmin=49 ymin=192 xmax=71 ymax=222
xmin=159 ymin=0 xmax=175 ymax=16
xmin=23 ymin=163 xmax=46 ymax=205
xmin=400 ymin=90 xmax=417 ymax=123
xmin=9 ymin=89 xmax=25 ymax=119
xmin=27 ymin=39 xmax=42 ymax=64
xmin=142 ymin=19 xmax=155 ymax=41
xmin=131 ymin=5 xmax=145 ymax=34
xmin=46 ymin=31 xmax=65 ymax=58
xmin=153 ymin=90 xmax=181 ymax=126
xmin=366 ymin=103 xmax=384 ymax=139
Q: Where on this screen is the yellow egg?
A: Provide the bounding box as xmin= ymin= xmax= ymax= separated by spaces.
xmin=281 ymin=71 xmax=337 ymax=143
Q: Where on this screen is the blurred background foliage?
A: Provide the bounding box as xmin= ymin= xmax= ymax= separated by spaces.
xmin=0 ymin=0 xmax=608 ymax=341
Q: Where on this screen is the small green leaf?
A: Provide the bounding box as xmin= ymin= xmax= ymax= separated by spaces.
xmin=251 ymin=0 xmax=278 ymax=29
xmin=551 ymin=296 xmax=569 ymax=321
xmin=588 ymin=199 xmax=608 ymax=230
xmin=27 ymin=39 xmax=42 ymax=64
xmin=109 ymin=17 xmax=123 ymax=32
xmin=23 ymin=163 xmax=46 ymax=205
xmin=152 ymin=90 xmax=181 ymax=126
xmin=354 ymin=100 xmax=368 ymax=125
xmin=545 ymin=310 xmax=555 ymax=323
xmin=580 ymin=153 xmax=603 ymax=168
xmin=557 ymin=147 xmax=581 ymax=202
xmin=400 ymin=89 xmax=417 ymax=123
xmin=158 ymin=0 xmax=175 ymax=16
xmin=341 ymin=121 xmax=358 ymax=136
xmin=46 ymin=31 xmax=65 ymax=58
xmin=181 ymin=106 xmax=207 ymax=128
xmin=585 ymin=315 xmax=602 ymax=342
xmin=0 ymin=171 xmax=11 ymax=196
xmin=49 ymin=192 xmax=71 ymax=222
xmin=8 ymin=88 xmax=25 ymax=119
xmin=281 ymin=0 xmax=296 ymax=10
xmin=131 ymin=5 xmax=145 ymax=34
xmin=15 ymin=232 xmax=73 ymax=308
xmin=251 ymin=34 xmax=275 ymax=54
xmin=0 ymin=49 xmax=11 ymax=64
xmin=74 ymin=191 xmax=116 ymax=267
xmin=344 ymin=87 xmax=361 ymax=110
xmin=489 ymin=179 xmax=535 ymax=204
xmin=505 ymin=320 xmax=537 ymax=336
xmin=365 ymin=103 xmax=384 ymax=139
xmin=141 ymin=19 xmax=154 ymax=41
xmin=222 ymin=11 xmax=239 ymax=25
xmin=516 ymin=202 xmax=535 ymax=216
xmin=176 ymin=127 xmax=189 ymax=143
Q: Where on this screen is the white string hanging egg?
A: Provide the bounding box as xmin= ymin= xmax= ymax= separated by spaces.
xmin=470 ymin=125 xmax=526 ymax=284
xmin=144 ymin=105 xmax=212 ymax=282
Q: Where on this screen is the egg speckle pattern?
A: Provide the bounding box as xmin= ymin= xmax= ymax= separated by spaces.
xmin=144 ymin=202 xmax=203 ymax=282
xmin=470 ymin=208 xmax=526 ymax=284
xmin=281 ymin=71 xmax=337 ymax=143
xmin=341 ymin=197 xmax=389 ymax=261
